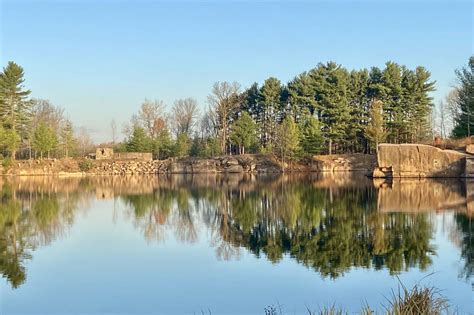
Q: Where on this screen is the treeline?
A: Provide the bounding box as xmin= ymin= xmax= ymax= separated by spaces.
xmin=123 ymin=61 xmax=438 ymax=160
xmin=0 ymin=62 xmax=91 ymax=160
xmin=2 ymin=59 xmax=456 ymax=161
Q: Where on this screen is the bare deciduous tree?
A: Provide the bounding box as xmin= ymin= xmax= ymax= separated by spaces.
xmin=77 ymin=126 xmax=93 ymax=156
xmin=138 ymin=99 xmax=166 ymax=139
xmin=171 ymin=98 xmax=199 ymax=137
xmin=207 ymin=81 xmax=241 ymax=154
xmin=110 ymin=119 xmax=117 ymax=144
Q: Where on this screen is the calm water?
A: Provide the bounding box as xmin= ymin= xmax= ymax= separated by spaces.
xmin=0 ymin=174 xmax=472 ymax=314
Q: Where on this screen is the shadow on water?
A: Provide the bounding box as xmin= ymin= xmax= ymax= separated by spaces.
xmin=0 ymin=173 xmax=472 ymax=289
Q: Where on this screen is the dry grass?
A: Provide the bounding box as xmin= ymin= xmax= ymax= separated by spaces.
xmin=385 ymin=283 xmax=449 ymax=315
xmin=266 ymin=282 xmax=452 ymax=315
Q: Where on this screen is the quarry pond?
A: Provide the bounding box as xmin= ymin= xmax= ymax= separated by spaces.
xmin=0 ymin=174 xmax=472 ymax=314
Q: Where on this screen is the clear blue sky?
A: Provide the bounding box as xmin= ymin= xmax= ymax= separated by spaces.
xmin=1 ymin=0 xmax=472 ymax=142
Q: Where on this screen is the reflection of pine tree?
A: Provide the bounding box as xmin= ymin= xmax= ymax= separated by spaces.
xmin=455 ymin=214 xmax=473 ymax=281
xmin=0 ymin=182 xmax=80 ymax=289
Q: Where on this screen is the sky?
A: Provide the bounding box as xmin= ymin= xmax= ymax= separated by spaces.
xmin=0 ymin=0 xmax=472 ymax=143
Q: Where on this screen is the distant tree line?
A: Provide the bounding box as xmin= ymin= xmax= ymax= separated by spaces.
xmin=8 ymin=58 xmax=471 ymax=161
xmin=122 ymin=61 xmax=437 ymax=160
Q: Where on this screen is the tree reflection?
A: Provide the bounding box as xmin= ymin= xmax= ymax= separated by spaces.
xmin=454 ymin=214 xmax=473 ymax=281
xmin=1 ymin=174 xmax=470 ymax=289
xmin=122 ymin=176 xmax=437 ymax=278
xmin=0 ymin=181 xmax=82 ymax=288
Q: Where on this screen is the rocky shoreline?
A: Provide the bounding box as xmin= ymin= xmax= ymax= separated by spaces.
xmin=1 ymin=153 xmax=376 ymax=176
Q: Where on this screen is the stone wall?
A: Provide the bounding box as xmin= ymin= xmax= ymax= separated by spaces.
xmin=90 ymin=155 xmax=282 ymax=175
xmin=96 ymin=148 xmax=114 ymax=160
xmin=310 ymin=153 xmax=376 ymax=172
xmin=372 ymin=144 xmax=467 ymax=178
xmin=2 ymin=153 xmax=376 ymax=176
xmin=113 ymin=152 xmax=153 ymax=161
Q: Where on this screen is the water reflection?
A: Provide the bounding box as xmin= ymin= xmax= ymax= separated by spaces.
xmin=0 ymin=174 xmax=472 ymax=289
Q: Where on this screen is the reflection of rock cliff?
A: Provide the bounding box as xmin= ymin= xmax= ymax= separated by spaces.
xmin=376 ymin=178 xmax=473 ymax=216
xmin=372 ymin=144 xmax=466 ymax=178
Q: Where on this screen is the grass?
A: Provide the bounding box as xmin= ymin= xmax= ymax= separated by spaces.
xmin=264 ymin=282 xmax=452 ymax=315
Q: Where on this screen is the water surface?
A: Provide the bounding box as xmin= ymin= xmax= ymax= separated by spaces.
xmin=0 ymin=174 xmax=472 ymax=314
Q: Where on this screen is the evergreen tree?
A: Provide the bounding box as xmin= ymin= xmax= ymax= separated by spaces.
xmin=153 ymin=128 xmax=173 ymax=159
xmin=379 ymin=62 xmax=404 ymax=143
xmin=230 ymin=112 xmax=257 ymax=154
xmin=241 ymin=83 xmax=260 ymax=121
xmin=127 ymin=126 xmax=152 ymax=152
xmin=0 ymin=62 xmax=32 ymax=159
xmin=287 ymin=72 xmax=318 ymax=120
xmin=32 ymin=122 xmax=58 ymax=159
xmin=275 ymin=116 xmax=300 ymax=167
xmin=0 ymin=125 xmax=20 ymax=157
xmin=300 ymin=114 xmax=324 ymax=155
xmin=365 ymin=100 xmax=387 ymax=153
xmin=452 ymin=56 xmax=474 ymax=138
xmin=313 ymin=62 xmax=351 ymax=154
xmin=259 ymin=77 xmax=283 ymax=147
xmin=348 ymin=69 xmax=370 ymax=152
xmin=173 ymin=133 xmax=190 ymax=157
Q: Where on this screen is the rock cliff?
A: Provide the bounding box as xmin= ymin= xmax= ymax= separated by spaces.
xmin=372 ymin=144 xmax=467 ymax=178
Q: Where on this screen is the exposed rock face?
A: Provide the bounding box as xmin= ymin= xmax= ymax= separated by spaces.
xmin=372 ymin=144 xmax=466 ymax=178
xmin=86 ymin=155 xmax=283 ymax=175
xmin=466 ymin=144 xmax=474 ymax=154
xmin=311 ymin=153 xmax=376 ymax=172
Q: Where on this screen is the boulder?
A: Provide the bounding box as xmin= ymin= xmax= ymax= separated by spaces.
xmin=466 ymin=144 xmax=474 ymax=154
xmin=373 ymin=144 xmax=466 ymax=178
xmin=224 ymin=164 xmax=244 ymax=173
xmin=191 ymin=159 xmax=217 ymax=173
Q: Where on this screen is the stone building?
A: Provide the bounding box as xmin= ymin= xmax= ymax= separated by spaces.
xmin=96 ymin=148 xmax=114 ymax=160
xmin=94 ymin=147 xmax=153 ymax=161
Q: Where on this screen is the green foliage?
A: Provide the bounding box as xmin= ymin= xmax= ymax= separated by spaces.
xmin=0 ymin=125 xmax=20 ymax=157
xmin=237 ymin=61 xmax=436 ymax=154
xmin=230 ymin=112 xmax=257 ymax=154
xmin=0 ymin=62 xmax=32 ymax=158
xmin=32 ymin=122 xmax=58 ymax=159
xmin=126 ymin=126 xmax=152 ymax=152
xmin=1 ymin=156 xmax=12 ymax=169
xmin=452 ymin=56 xmax=474 ymax=138
xmin=300 ymin=114 xmax=324 ymax=155
xmin=259 ymin=77 xmax=283 ymax=146
xmin=78 ymin=160 xmax=93 ymax=172
xmin=364 ymin=100 xmax=387 ymax=152
xmin=153 ymin=128 xmax=173 ymax=160
xmin=173 ymin=133 xmax=190 ymax=157
xmin=274 ymin=116 xmax=300 ymax=164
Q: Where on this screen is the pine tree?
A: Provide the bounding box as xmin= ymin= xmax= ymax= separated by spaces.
xmin=127 ymin=126 xmax=152 ymax=152
xmin=300 ymin=114 xmax=324 ymax=155
xmin=230 ymin=112 xmax=257 ymax=154
xmin=452 ymin=56 xmax=474 ymax=138
xmin=275 ymin=116 xmax=300 ymax=168
xmin=0 ymin=62 xmax=32 ymax=159
xmin=313 ymin=62 xmax=351 ymax=154
xmin=0 ymin=124 xmax=20 ymax=157
xmin=173 ymin=133 xmax=190 ymax=157
xmin=365 ymin=100 xmax=387 ymax=153
xmin=259 ymin=77 xmax=283 ymax=147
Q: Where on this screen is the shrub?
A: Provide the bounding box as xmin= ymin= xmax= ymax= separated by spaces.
xmin=78 ymin=160 xmax=93 ymax=172
xmin=2 ymin=157 xmax=12 ymax=169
